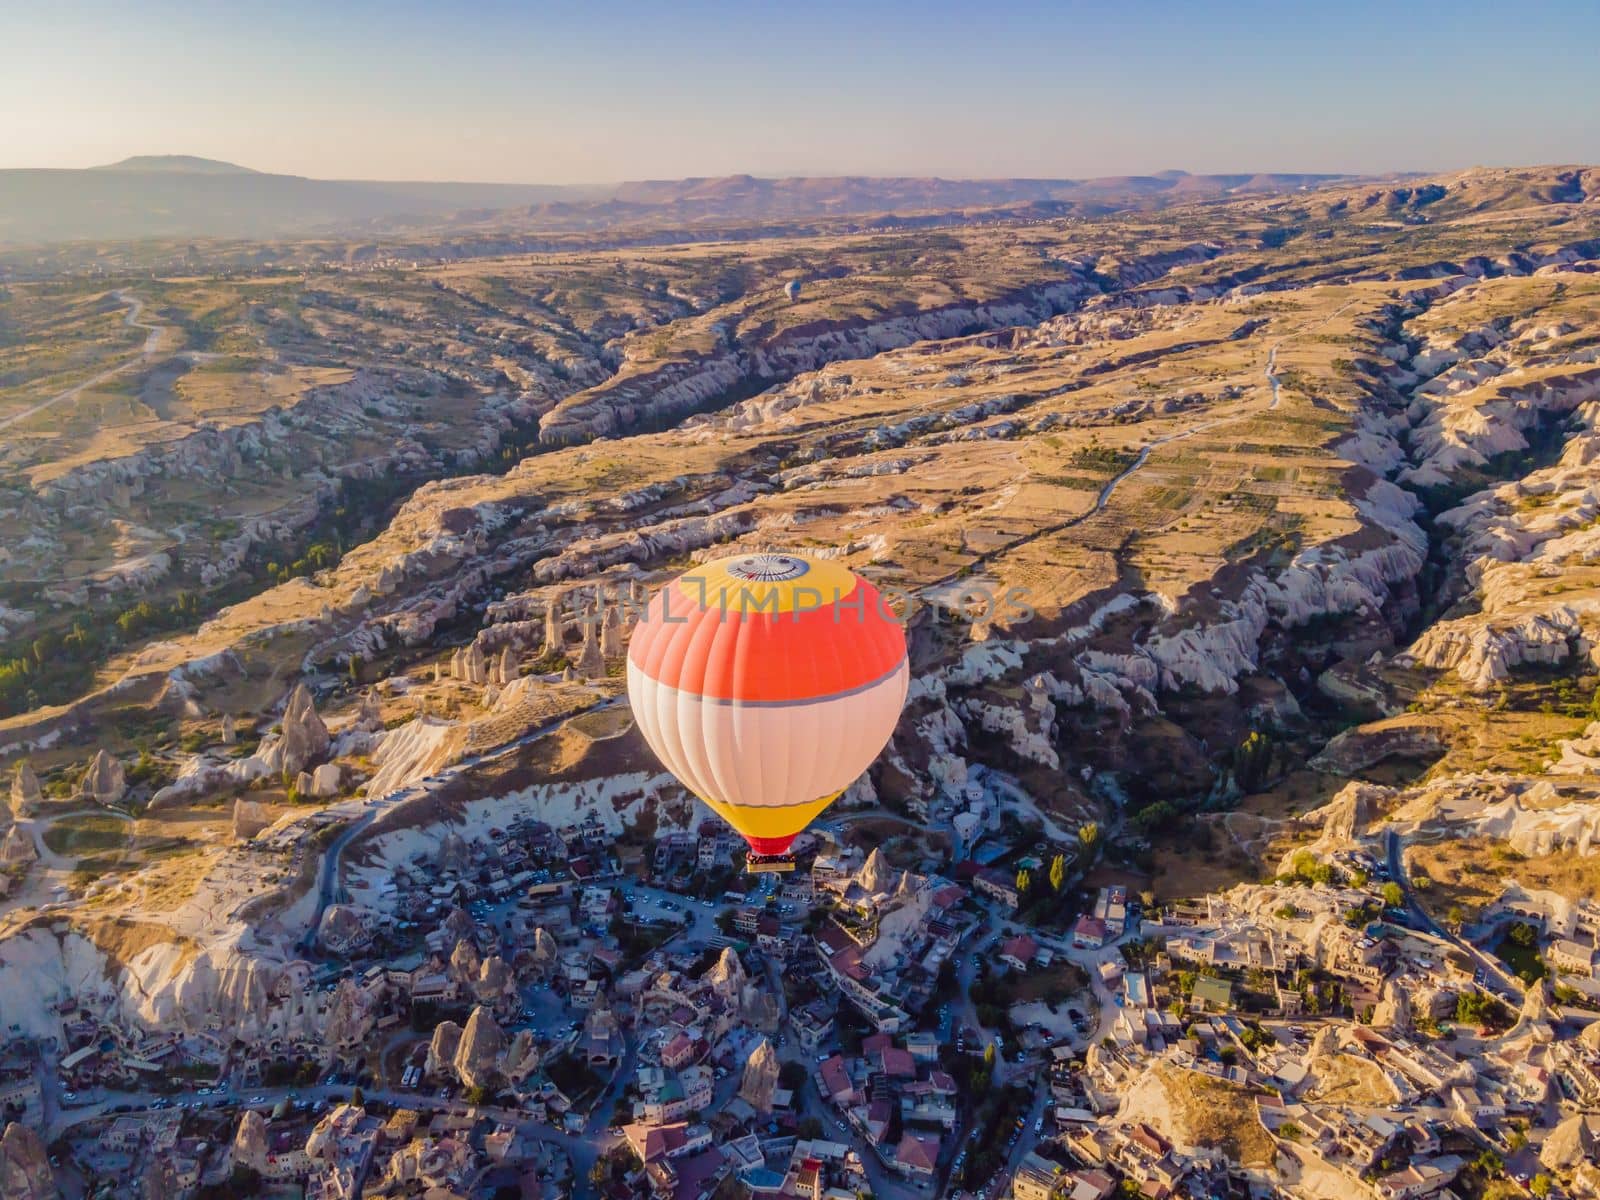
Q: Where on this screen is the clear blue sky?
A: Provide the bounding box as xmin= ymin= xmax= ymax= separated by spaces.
xmin=7 ymin=0 xmax=1598 ymax=182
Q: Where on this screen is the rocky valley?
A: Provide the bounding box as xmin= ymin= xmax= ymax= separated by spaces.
xmin=5 ymin=162 xmax=1600 ymax=1200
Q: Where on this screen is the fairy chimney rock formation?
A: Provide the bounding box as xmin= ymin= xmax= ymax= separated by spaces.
xmin=324 ymin=978 xmax=376 ymax=1049
xmin=450 ymin=937 xmax=483 ymax=984
xmin=437 ymin=832 xmax=471 ymax=872
xmin=426 ymin=1021 xmax=463 ymax=1076
xmin=0 ymin=1122 xmax=55 ymax=1200
xmin=9 ymin=762 xmax=41 ymax=819
xmin=576 ymin=608 xmax=605 ymax=679
xmin=543 ymin=592 xmax=569 ymax=656
xmin=454 ymin=1006 xmax=506 ymax=1089
xmin=739 ymin=1036 xmax=781 ymax=1113
xmin=77 ymin=749 xmax=126 ymax=806
xmin=856 ymin=847 xmax=895 ymax=894
xmin=600 ymin=603 xmax=623 ymax=658
xmin=452 ymin=642 xmax=488 ymax=685
xmin=0 ymin=825 xmax=37 ymax=865
xmin=704 ymin=946 xmax=747 ymax=999
xmin=233 ymin=1110 xmax=269 ymax=1173
xmin=278 ymin=683 xmax=330 ymax=776
xmin=1371 ymin=977 xmax=1413 ymax=1035
xmin=531 ymin=927 xmax=558 ymax=966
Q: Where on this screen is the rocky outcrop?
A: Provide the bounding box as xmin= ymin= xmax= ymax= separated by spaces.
xmin=1582 ymin=1020 xmax=1600 ymax=1056
xmin=436 ymin=832 xmax=470 ymax=872
xmin=1541 ymin=1114 xmax=1598 ymax=1172
xmin=231 ymin=798 xmax=273 ymax=841
xmin=449 ymin=938 xmax=482 ymax=985
xmin=7 ymin=763 xmax=41 ymax=820
xmin=363 ymin=716 xmax=461 ymax=803
xmin=574 ymin=609 xmax=605 ymax=679
xmin=542 ymin=591 xmax=570 ymax=656
xmin=702 ymin=947 xmax=746 ymax=1000
xmin=1519 ymin=980 xmax=1556 ymax=1041
xmin=1445 ymin=786 xmax=1600 ymax=858
xmin=739 ymin=1036 xmax=781 ymax=1113
xmin=324 ymin=978 xmax=377 ymax=1050
xmin=1278 ymin=782 xmax=1391 ymax=874
xmin=0 ymin=1122 xmax=54 ymax=1200
xmin=1409 ymin=606 xmax=1592 ymax=691
xmin=317 ymin=904 xmax=374 ymax=955
xmin=138 ymin=1156 xmax=177 ymax=1200
xmin=440 ymin=906 xmax=475 ymax=949
xmin=426 ymin=1020 xmax=463 ymax=1077
xmin=1370 ymin=978 xmax=1412 ymax=1035
xmin=76 ymin=748 xmax=126 ymax=806
xmin=356 ymin=691 xmax=383 ymax=731
xmin=0 ymin=826 xmax=36 ymax=865
xmin=305 ymin=1102 xmax=365 ymax=1164
xmin=274 ymin=683 xmax=330 ymax=777
xmin=233 ymin=1109 xmax=269 ymax=1173
xmin=1308 ymin=722 xmax=1446 ymax=776
xmin=474 ymin=956 xmax=518 ymax=1012
xmin=530 ymin=927 xmax=558 ymax=972
xmin=454 ymin=1005 xmax=505 ymax=1090
xmin=502 ymin=1030 xmax=541 ymax=1082
xmin=855 ymin=848 xmax=897 ymax=895
xmin=451 ymin=642 xmax=489 ymax=686
xmin=295 ymin=762 xmax=342 ymax=799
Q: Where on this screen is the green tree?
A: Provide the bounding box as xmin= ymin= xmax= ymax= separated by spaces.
xmin=1131 ymin=801 xmax=1178 ymax=835
xmin=1456 ymin=990 xmax=1504 ymax=1029
xmin=351 ymin=1086 xmax=365 ymax=1107
xmin=1445 ymin=905 xmax=1465 ymax=933
xmin=1530 ymin=1175 xmax=1552 ymax=1198
xmin=1380 ymin=882 xmax=1404 ymax=908
xmin=1233 ymin=730 xmax=1273 ymax=791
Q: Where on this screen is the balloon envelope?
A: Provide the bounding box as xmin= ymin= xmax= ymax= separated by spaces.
xmin=626 ymin=552 xmax=908 ymax=855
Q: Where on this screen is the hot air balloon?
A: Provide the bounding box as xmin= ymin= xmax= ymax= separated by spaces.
xmin=626 ymin=552 xmax=908 ymax=871
xmin=784 ymin=279 xmax=802 ymax=303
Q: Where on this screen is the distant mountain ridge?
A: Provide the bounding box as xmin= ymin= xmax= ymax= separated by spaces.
xmin=0 ymin=156 xmax=1375 ymax=246
xmin=92 ymin=155 xmax=261 ymax=174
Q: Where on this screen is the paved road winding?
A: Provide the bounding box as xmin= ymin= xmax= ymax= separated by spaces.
xmin=1385 ymin=829 xmax=1521 ymax=1002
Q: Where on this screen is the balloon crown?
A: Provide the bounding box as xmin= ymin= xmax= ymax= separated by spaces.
xmin=722 ymin=553 xmax=812 ymax=582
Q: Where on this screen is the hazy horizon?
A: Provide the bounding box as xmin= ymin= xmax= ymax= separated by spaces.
xmin=7 ymin=153 xmax=1423 ymax=186
xmin=7 ymin=0 xmax=1599 ymax=185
